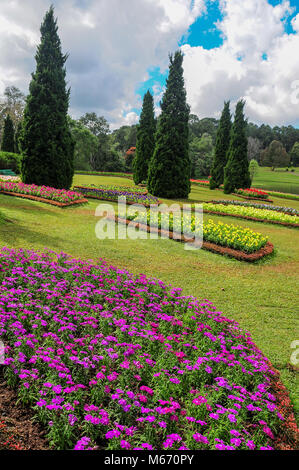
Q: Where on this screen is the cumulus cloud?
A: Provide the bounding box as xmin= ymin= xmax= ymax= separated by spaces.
xmin=0 ymin=0 xmax=204 ymax=128
xmin=0 ymin=0 xmax=298 ymax=128
xmin=182 ymin=0 xmax=299 ymax=126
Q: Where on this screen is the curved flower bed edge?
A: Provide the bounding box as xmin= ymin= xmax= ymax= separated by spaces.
xmin=0 ymin=191 xmax=88 ymax=208
xmin=107 ymin=215 xmax=274 ymax=262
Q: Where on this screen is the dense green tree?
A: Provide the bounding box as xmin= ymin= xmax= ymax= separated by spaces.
xmin=133 ymin=90 xmax=156 ymax=184
xmin=209 ymin=101 xmax=231 ymax=189
xmin=260 ymin=140 xmax=290 ymax=170
xmin=223 ymin=100 xmax=251 ymax=193
xmin=190 ymin=133 xmax=214 ymax=178
xmin=1 ymin=114 xmax=15 ymax=153
xmin=21 ymin=6 xmax=74 ymax=189
xmin=290 ymin=142 xmax=299 ymax=166
xmin=14 ymin=121 xmax=23 ymax=154
xmin=147 ymin=51 xmax=190 ymax=198
xmin=68 ymin=117 xmax=98 ymax=171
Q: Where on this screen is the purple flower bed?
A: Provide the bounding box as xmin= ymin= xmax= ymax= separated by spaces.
xmin=73 ymin=186 xmax=160 ymax=206
xmin=0 ymin=248 xmax=288 ymax=450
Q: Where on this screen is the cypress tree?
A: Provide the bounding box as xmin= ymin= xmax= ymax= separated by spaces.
xmin=1 ymin=114 xmax=15 ymax=153
xmin=209 ymin=101 xmax=231 ymax=189
xmin=147 ymin=51 xmax=190 ymax=198
xmin=21 ymin=6 xmax=74 ymax=189
xmin=133 ymin=90 xmax=156 ymax=185
xmin=223 ymin=100 xmax=251 ymax=194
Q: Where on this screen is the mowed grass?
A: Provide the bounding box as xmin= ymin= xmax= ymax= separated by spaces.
xmin=252 ymin=167 xmax=299 ymax=195
xmin=0 ymin=175 xmax=298 ymax=422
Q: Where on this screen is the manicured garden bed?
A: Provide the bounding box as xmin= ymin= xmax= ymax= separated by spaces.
xmin=111 ymin=214 xmax=274 ymax=262
xmin=199 ymin=203 xmax=299 ymax=228
xmin=234 ymin=188 xmax=270 ymax=201
xmin=210 ymin=200 xmax=299 ymax=217
xmin=73 ymin=185 xmax=160 ymax=207
xmin=0 ymin=182 xmax=88 ymax=207
xmin=0 ymin=247 xmax=297 ymax=451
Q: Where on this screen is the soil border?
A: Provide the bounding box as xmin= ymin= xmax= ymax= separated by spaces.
xmin=107 ymin=214 xmax=274 ymax=262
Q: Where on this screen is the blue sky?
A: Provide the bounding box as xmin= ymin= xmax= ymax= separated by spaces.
xmin=135 ymin=0 xmax=299 ymax=128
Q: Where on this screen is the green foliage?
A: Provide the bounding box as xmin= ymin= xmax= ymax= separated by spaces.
xmin=14 ymin=121 xmax=23 ymax=154
xmin=223 ymin=100 xmax=251 ymax=194
xmin=290 ymin=142 xmax=299 ymax=166
xmin=133 ymin=90 xmax=156 ymax=184
xmin=0 ymin=151 xmax=22 ymax=173
xmin=1 ymin=114 xmax=15 ymax=153
xmin=249 ymin=159 xmax=259 ymax=181
xmin=20 ymin=6 xmax=74 ymax=189
xmin=210 ymin=101 xmax=231 ymax=189
xmin=68 ymin=118 xmax=98 ymax=171
xmin=260 ymin=140 xmax=290 ymax=170
xmin=190 ymin=133 xmax=214 ymax=178
xmin=147 ymin=51 xmax=190 ymax=198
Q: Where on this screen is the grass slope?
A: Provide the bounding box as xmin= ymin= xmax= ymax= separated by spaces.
xmin=0 ymin=175 xmax=298 ymax=422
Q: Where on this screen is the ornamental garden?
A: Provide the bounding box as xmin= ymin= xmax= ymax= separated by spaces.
xmin=0 ymin=6 xmax=298 ymax=452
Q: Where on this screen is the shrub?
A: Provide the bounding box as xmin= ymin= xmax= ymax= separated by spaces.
xmin=0 ymin=151 xmax=22 ymax=174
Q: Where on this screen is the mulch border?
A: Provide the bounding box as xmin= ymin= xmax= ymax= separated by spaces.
xmin=107 ymin=214 xmax=274 ymax=262
xmin=0 ymin=191 xmax=88 ymax=208
xmin=199 ymin=209 xmax=299 ymax=228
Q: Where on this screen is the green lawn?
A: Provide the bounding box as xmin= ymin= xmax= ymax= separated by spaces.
xmin=0 ymin=175 xmax=298 ymax=422
xmin=252 ymin=167 xmax=299 ymax=194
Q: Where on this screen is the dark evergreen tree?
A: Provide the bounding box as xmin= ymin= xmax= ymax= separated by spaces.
xmin=147 ymin=51 xmax=190 ymax=198
xmin=209 ymin=101 xmax=231 ymax=189
xmin=1 ymin=114 xmax=15 ymax=153
xmin=21 ymin=6 xmax=74 ymax=189
xmin=223 ymin=100 xmax=251 ymax=194
xmin=14 ymin=121 xmax=23 ymax=154
xmin=133 ymin=90 xmax=156 ymax=184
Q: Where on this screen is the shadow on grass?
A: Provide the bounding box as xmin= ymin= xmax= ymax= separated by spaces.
xmin=0 ymin=217 xmax=64 ymax=249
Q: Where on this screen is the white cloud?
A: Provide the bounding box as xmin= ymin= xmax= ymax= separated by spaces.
xmin=181 ymin=0 xmax=299 ymax=126
xmin=0 ymin=0 xmax=204 ymax=127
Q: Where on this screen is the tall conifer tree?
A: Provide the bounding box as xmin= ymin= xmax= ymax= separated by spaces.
xmin=147 ymin=51 xmax=190 ymax=198
xmin=133 ymin=90 xmax=156 ymax=185
xmin=21 ymin=6 xmax=74 ymax=189
xmin=223 ymin=100 xmax=251 ymax=194
xmin=209 ymin=101 xmax=231 ymax=189
xmin=1 ymin=114 xmax=15 ymax=153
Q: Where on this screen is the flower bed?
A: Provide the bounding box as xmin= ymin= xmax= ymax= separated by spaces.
xmin=0 ymin=182 xmax=88 ymax=207
xmin=235 ymin=188 xmax=270 ymax=200
xmin=1 ymin=247 xmax=297 ymax=450
xmin=210 ymin=200 xmax=299 ymax=217
xmin=0 ymin=176 xmax=21 ymax=182
xmin=74 ymin=171 xmax=133 ymax=179
xmin=73 ymin=186 xmax=160 ymax=207
xmin=190 ymin=179 xmax=211 ymax=187
xmin=127 ymin=210 xmax=269 ymax=254
xmin=267 ymin=191 xmax=299 ymax=202
xmin=199 ymin=203 xmax=299 ymax=228
xmin=74 ymin=184 xmax=147 ymax=194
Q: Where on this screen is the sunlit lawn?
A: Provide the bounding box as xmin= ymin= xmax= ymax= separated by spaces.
xmin=0 ymin=174 xmax=298 ymax=421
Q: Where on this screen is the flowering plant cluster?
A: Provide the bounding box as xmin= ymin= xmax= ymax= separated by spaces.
xmin=74 ymin=186 xmax=160 ymax=206
xmin=0 ymin=176 xmax=21 ymax=182
xmin=128 ymin=210 xmax=268 ymax=254
xmin=210 ymin=200 xmax=299 ymax=217
xmin=190 ymin=180 xmax=212 ymax=187
xmin=267 ymin=191 xmax=299 ymax=202
xmin=235 ymin=188 xmax=269 ymax=200
xmin=201 ymin=203 xmax=299 ymax=226
xmin=75 ymin=184 xmax=147 ymax=194
xmin=0 ymin=181 xmax=85 ymax=204
xmin=0 ymin=248 xmax=285 ymax=450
